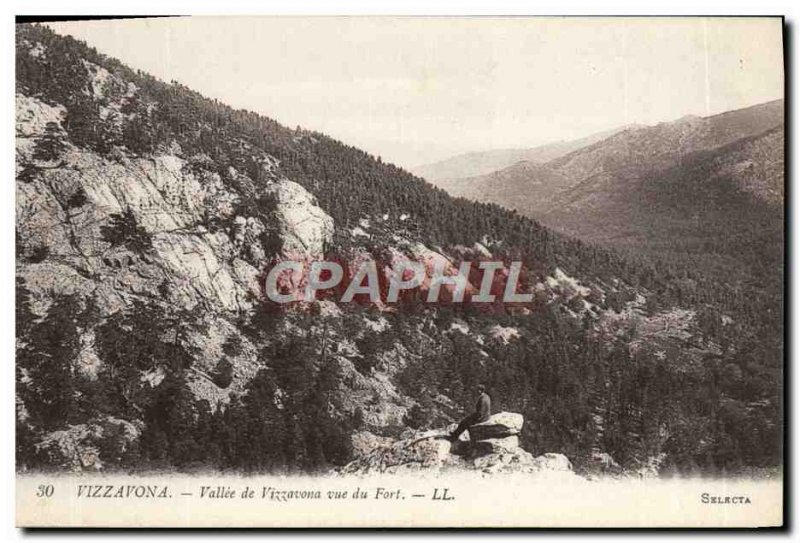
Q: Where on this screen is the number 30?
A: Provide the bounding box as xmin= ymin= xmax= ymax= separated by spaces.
xmin=36 ymin=484 xmax=53 ymax=498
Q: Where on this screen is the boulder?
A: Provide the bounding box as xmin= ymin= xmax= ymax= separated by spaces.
xmin=339 ymin=434 xmax=455 ymax=476
xmin=350 ymin=431 xmax=393 ymax=458
xmin=533 ymin=453 xmax=573 ymax=472
xmin=472 ymin=451 xmax=579 ymax=479
xmin=470 ymin=436 xmax=520 ymax=456
xmin=264 ymin=178 xmax=334 ymax=258
xmin=469 ymin=411 xmax=523 ymax=440
xmin=472 ymin=448 xmax=537 ymax=474
xmin=337 ymin=421 xmax=580 ymax=479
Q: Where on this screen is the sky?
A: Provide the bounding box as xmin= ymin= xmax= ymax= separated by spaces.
xmin=46 ymin=17 xmax=784 ymax=169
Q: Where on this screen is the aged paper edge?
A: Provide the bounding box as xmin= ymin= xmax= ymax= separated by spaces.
xmin=17 ymin=473 xmax=783 ymax=528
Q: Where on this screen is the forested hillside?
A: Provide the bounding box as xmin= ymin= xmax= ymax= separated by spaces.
xmin=16 ymin=23 xmax=781 ymax=476
xmin=428 ymin=101 xmax=785 ymax=429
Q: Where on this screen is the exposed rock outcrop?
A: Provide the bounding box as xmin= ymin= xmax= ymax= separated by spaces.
xmin=32 ymin=417 xmax=142 ymax=472
xmin=470 ymin=435 xmax=520 ymax=456
xmin=339 ymin=412 xmax=580 ymax=480
xmin=469 ymin=411 xmax=524 ymax=440
xmin=265 ymin=179 xmax=334 ymax=258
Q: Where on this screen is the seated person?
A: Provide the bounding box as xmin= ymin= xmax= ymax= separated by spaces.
xmin=450 ymin=384 xmax=491 ymax=441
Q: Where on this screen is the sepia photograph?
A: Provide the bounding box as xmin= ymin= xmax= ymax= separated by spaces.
xmin=13 ymin=14 xmax=785 ymax=528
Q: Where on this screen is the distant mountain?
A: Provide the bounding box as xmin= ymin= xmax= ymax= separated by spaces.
xmin=410 ymin=125 xmax=634 ymax=182
xmin=543 ymin=125 xmax=784 ymax=303
xmin=540 ymin=99 xmax=784 ymax=211
xmin=543 ymin=124 xmax=784 ymax=248
xmin=437 ymin=160 xmax=571 ymax=213
xmin=443 ymin=100 xmax=784 ymax=233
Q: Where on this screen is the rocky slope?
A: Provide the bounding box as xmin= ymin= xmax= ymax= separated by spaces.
xmin=17 ymin=84 xmax=337 ymax=466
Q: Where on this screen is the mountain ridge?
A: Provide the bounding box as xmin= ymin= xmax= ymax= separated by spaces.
xmin=410 ymin=125 xmax=636 ymax=182
xmin=439 ymin=99 xmax=783 ymax=235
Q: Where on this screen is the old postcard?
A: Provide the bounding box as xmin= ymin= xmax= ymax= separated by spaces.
xmin=15 ymin=16 xmax=784 ymax=528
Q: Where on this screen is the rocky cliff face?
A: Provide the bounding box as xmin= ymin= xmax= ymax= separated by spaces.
xmin=17 ymin=91 xmax=334 ymax=315
xmin=14 ymin=50 xmax=483 ymax=470
xmin=17 ymin=86 xmax=339 ymax=468
xmin=16 ymin=81 xmax=431 ymax=469
xmin=16 ymin=86 xmax=337 ymax=395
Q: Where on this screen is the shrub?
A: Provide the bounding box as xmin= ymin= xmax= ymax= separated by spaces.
xmin=100 ymin=208 xmax=153 ymax=253
xmin=211 ymin=359 xmax=234 ymax=389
